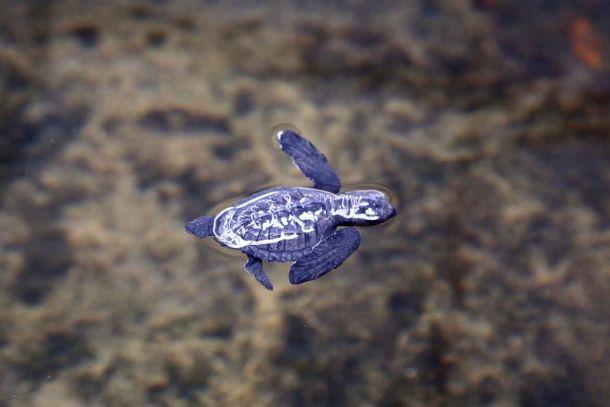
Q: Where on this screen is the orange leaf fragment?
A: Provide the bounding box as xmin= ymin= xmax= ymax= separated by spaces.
xmin=570 ymin=16 xmax=603 ymax=70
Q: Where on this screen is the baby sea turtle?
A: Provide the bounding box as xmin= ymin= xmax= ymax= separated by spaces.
xmin=185 ymin=130 xmax=396 ymax=290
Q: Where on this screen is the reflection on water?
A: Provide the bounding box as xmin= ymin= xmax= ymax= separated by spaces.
xmin=0 ymin=0 xmax=609 ymax=405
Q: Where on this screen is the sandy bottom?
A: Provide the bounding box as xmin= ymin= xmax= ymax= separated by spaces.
xmin=0 ymin=1 xmax=609 ymax=405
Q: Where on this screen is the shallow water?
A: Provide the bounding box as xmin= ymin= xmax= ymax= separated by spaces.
xmin=1 ymin=1 xmax=609 ymax=406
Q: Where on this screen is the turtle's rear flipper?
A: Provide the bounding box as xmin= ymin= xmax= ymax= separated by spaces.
xmin=245 ymin=256 xmax=273 ymax=290
xmin=289 ymin=227 xmax=360 ymax=284
xmin=185 ymin=215 xmax=215 ymax=238
xmin=277 ymin=130 xmax=341 ymax=193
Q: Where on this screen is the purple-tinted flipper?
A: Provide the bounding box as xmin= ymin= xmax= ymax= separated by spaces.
xmin=277 ymin=130 xmax=341 ymax=193
xmin=186 ymin=215 xmax=215 ymax=238
xmin=245 ymin=255 xmax=273 ymax=291
xmin=289 ymin=227 xmax=361 ymax=285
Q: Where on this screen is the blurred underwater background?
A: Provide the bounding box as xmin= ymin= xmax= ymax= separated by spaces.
xmin=0 ymin=0 xmax=610 ymax=405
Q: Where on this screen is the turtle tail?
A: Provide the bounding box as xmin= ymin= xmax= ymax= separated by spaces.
xmin=185 ymin=215 xmax=215 ymax=238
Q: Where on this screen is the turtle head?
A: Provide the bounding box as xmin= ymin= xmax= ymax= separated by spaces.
xmin=334 ymin=190 xmax=397 ymax=225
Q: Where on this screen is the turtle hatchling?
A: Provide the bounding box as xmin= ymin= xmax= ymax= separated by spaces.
xmin=185 ymin=130 xmax=396 ymax=290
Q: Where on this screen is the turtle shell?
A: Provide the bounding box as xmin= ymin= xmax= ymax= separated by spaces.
xmin=213 ymin=187 xmax=337 ymax=262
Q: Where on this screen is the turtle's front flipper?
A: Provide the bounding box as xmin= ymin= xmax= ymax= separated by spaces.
xmin=289 ymin=227 xmax=361 ymax=285
xmin=245 ymin=256 xmax=274 ymax=291
xmin=277 ymin=130 xmax=341 ymax=193
xmin=186 ymin=215 xmax=215 ymax=238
